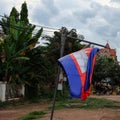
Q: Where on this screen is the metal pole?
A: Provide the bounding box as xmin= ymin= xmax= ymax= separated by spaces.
xmin=50 ymin=66 xmax=60 ymax=120
xmin=50 ymin=27 xmax=66 ymax=120
xmin=67 ymin=36 xmax=106 ymax=48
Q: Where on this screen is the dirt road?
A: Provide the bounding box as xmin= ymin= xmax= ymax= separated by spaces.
xmin=0 ymin=95 xmax=120 ymax=120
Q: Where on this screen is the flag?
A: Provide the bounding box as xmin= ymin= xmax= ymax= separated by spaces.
xmin=58 ymin=47 xmax=99 ymax=100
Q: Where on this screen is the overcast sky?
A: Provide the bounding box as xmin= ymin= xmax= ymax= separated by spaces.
xmin=0 ymin=0 xmax=120 ymax=61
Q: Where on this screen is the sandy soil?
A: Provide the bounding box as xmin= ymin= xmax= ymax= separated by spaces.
xmin=0 ymin=95 xmax=120 ymax=120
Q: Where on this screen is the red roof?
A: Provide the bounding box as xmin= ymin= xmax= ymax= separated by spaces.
xmin=99 ymin=43 xmax=117 ymax=59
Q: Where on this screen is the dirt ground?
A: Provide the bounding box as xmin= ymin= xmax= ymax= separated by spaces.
xmin=0 ymin=95 xmax=120 ymax=120
xmin=39 ymin=109 xmax=120 ymax=120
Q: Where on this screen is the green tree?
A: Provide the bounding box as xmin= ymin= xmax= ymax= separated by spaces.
xmin=0 ymin=16 xmax=43 ymax=82
xmin=109 ymin=60 xmax=120 ymax=85
xmin=39 ymin=27 xmax=85 ymax=98
xmin=93 ymin=56 xmax=120 ymax=86
xmin=43 ymin=27 xmax=85 ymax=62
xmin=0 ymin=3 xmax=43 ymax=85
xmin=20 ymin=2 xmax=29 ymax=24
xmin=10 ymin=7 xmax=19 ymax=22
xmin=1 ymin=7 xmax=19 ymax=34
xmin=23 ymin=46 xmax=54 ymax=98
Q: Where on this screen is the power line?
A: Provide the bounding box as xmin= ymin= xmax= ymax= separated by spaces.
xmin=0 ymin=14 xmax=59 ymax=35
xmin=0 ymin=22 xmax=56 ymax=39
xmin=0 ymin=22 xmax=31 ymax=31
xmin=34 ymin=28 xmax=58 ymax=33
xmin=35 ymin=24 xmax=60 ymax=31
xmin=43 ymin=30 xmax=56 ymax=33
xmin=0 ymin=22 xmax=40 ymax=36
xmin=0 ymin=14 xmax=60 ymax=31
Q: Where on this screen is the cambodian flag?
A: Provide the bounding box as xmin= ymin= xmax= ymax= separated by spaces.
xmin=58 ymin=48 xmax=99 ymax=100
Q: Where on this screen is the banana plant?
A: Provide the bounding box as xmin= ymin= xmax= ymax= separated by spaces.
xmin=0 ymin=16 xmax=43 ymax=83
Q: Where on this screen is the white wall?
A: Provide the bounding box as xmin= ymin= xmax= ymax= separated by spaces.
xmin=0 ymin=82 xmax=6 ymax=102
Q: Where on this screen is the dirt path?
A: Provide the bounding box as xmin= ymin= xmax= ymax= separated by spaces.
xmin=90 ymin=95 xmax=120 ymax=102
xmin=0 ymin=102 xmax=49 ymax=120
xmin=39 ymin=95 xmax=120 ymax=120
xmin=0 ymin=95 xmax=120 ymax=120
xmin=39 ymin=109 xmax=120 ymax=120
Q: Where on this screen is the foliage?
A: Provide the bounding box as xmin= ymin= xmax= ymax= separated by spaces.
xmin=92 ymin=56 xmax=120 ymax=94
xmin=21 ymin=27 xmax=85 ymax=99
xmin=20 ymin=2 xmax=29 ymax=24
xmin=93 ymin=56 xmax=120 ymax=86
xmin=0 ymin=2 xmax=43 ymax=85
xmin=10 ymin=7 xmax=19 ymax=22
xmin=109 ymin=60 xmax=120 ymax=85
xmin=43 ymin=27 xmax=85 ymax=61
xmin=23 ymin=46 xmax=54 ymax=99
xmin=38 ymin=27 xmax=86 ymax=98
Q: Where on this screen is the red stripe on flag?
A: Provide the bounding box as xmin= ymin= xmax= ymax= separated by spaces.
xmin=70 ymin=54 xmax=86 ymax=100
xmin=84 ymin=54 xmax=97 ymax=97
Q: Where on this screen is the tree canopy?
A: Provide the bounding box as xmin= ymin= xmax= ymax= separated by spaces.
xmin=93 ymin=56 xmax=120 ymax=86
xmin=0 ymin=2 xmax=43 ymax=83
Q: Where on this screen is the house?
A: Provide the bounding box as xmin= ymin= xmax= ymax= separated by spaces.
xmin=98 ymin=43 xmax=117 ymax=60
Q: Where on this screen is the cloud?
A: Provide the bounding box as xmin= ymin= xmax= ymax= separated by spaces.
xmin=21 ymin=0 xmax=120 ymax=61
xmin=0 ymin=0 xmax=120 ymax=60
xmin=111 ymin=0 xmax=120 ymax=3
xmin=0 ymin=1 xmax=14 ymax=15
xmin=31 ymin=0 xmax=59 ymax=25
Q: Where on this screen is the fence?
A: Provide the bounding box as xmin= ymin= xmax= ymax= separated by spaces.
xmin=0 ymin=82 xmax=25 ymax=102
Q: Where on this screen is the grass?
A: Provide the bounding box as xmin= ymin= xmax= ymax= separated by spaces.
xmin=54 ymin=97 xmax=120 ymax=110
xmin=17 ymin=111 xmax=46 ymax=120
xmin=1 ymin=96 xmax=120 ymax=120
xmin=0 ymin=99 xmax=26 ymax=109
xmin=0 ymin=98 xmax=49 ymax=110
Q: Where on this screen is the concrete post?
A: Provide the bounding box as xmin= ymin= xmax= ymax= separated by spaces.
xmin=0 ymin=82 xmax=6 ymax=102
xmin=21 ymin=84 xmax=25 ymax=97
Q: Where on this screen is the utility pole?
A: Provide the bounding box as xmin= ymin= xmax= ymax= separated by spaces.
xmin=50 ymin=27 xmax=67 ymax=120
xmin=60 ymin=27 xmax=67 ymax=57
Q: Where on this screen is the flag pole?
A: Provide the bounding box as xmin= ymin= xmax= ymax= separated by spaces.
xmin=67 ymin=36 xmax=106 ymax=48
xmin=50 ymin=27 xmax=67 ymax=120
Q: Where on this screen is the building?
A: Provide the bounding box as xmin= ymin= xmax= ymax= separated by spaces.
xmin=98 ymin=43 xmax=117 ymax=60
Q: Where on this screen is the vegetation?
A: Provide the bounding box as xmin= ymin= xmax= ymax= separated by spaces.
xmin=0 ymin=2 xmax=120 ymax=100
xmin=0 ymin=97 xmax=118 ymax=120
xmin=39 ymin=27 xmax=85 ymax=94
xmin=0 ymin=2 xmax=43 ymax=98
xmin=14 ymin=97 xmax=120 ymax=120
xmin=1 ymin=2 xmax=84 ymax=99
xmin=23 ymin=27 xmax=85 ymax=99
xmin=54 ymin=97 xmax=120 ymax=110
xmin=17 ymin=111 xmax=46 ymax=120
xmin=92 ymin=56 xmax=120 ymax=94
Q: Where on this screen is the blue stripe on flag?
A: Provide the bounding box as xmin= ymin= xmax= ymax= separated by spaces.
xmin=85 ymin=48 xmax=99 ymax=91
xmin=58 ymin=55 xmax=82 ymax=98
